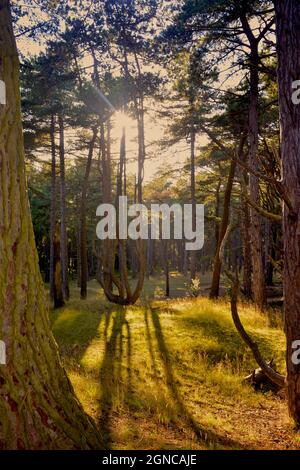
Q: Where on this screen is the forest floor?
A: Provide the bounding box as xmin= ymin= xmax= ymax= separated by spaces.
xmin=50 ymin=274 xmax=300 ymax=450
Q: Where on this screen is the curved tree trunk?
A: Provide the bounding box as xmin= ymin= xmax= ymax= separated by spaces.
xmin=275 ymin=0 xmax=300 ymax=424
xmin=0 ymin=0 xmax=102 ymax=449
xmin=210 ymin=133 xmax=246 ymax=298
xmin=210 ymin=160 xmax=237 ymax=298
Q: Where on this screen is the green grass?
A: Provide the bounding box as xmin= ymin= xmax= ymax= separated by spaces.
xmin=50 ymin=275 xmax=298 ymax=450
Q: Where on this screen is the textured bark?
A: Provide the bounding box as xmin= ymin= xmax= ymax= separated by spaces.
xmin=239 ymin=12 xmax=266 ymax=309
xmin=80 ymin=127 xmax=98 ymax=299
xmin=58 ymin=114 xmax=69 ymax=301
xmin=274 ymin=0 xmax=300 ymax=423
xmin=0 ymin=0 xmax=102 ymax=449
xmin=248 ymin=48 xmax=266 ymax=309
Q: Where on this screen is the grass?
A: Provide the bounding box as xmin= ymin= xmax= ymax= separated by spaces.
xmin=50 ymin=274 xmax=299 ymax=450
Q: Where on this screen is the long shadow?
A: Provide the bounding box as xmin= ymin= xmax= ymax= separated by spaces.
xmin=147 ymin=305 xmax=250 ymax=450
xmin=98 ymin=307 xmax=132 ymax=449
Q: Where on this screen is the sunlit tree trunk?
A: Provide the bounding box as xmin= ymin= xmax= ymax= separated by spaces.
xmin=274 ymin=0 xmax=300 ymax=424
xmin=0 ymin=0 xmax=102 ymax=448
xmin=80 ymin=127 xmax=98 ymax=299
xmin=248 ymin=51 xmax=266 ymax=309
xmin=58 ymin=113 xmax=69 ymax=301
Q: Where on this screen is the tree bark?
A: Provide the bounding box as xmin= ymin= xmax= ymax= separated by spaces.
xmin=241 ymin=194 xmax=253 ymax=298
xmin=80 ymin=127 xmax=98 ymax=299
xmin=0 ymin=0 xmax=102 ymax=449
xmin=58 ymin=113 xmax=69 ymax=301
xmin=274 ymin=0 xmax=300 ymax=424
xmin=210 ymin=160 xmax=237 ymax=298
xmin=53 ymin=223 xmax=65 ymax=309
xmin=49 ymin=114 xmax=56 ymax=301
xmin=248 ymin=47 xmax=266 ymax=309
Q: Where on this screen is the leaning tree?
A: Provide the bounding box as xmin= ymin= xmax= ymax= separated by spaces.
xmin=0 ymin=0 xmax=102 ymax=449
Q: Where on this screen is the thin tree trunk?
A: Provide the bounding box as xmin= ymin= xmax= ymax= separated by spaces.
xmin=215 ymin=178 xmax=222 ymax=250
xmin=49 ymin=114 xmax=56 ymax=300
xmin=241 ymin=194 xmax=253 ymax=298
xmin=275 ymin=0 xmax=300 ymax=424
xmin=210 ymin=160 xmax=237 ymax=298
xmin=80 ymin=127 xmax=98 ymax=299
xmin=58 ymin=113 xmax=69 ymax=301
xmin=248 ymin=47 xmax=266 ymax=309
xmin=0 ymin=0 xmax=102 ymax=448
xmin=190 ymin=128 xmax=197 ymax=280
xmin=53 ymin=223 xmax=65 ymax=309
xmin=210 ymin=133 xmax=247 ymax=298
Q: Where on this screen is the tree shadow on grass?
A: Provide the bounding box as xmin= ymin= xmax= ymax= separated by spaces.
xmin=178 ymin=313 xmax=280 ymax=369
xmin=146 ymin=305 xmax=250 ymax=450
xmin=97 ymin=307 xmax=132 ymax=449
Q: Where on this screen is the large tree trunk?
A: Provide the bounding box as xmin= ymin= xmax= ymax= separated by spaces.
xmin=80 ymin=127 xmax=98 ymax=300
xmin=274 ymin=0 xmax=300 ymax=424
xmin=58 ymin=113 xmax=69 ymax=301
xmin=0 ymin=0 xmax=102 ymax=449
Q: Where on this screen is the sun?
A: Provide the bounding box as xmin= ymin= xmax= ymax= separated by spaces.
xmin=113 ymin=111 xmax=136 ymax=137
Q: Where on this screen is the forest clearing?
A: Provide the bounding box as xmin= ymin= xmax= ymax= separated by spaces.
xmin=51 ymin=277 xmax=297 ymax=450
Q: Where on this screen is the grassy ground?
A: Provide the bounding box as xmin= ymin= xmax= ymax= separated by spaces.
xmin=50 ymin=274 xmax=300 ymax=450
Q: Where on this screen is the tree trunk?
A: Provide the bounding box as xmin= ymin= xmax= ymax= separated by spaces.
xmin=215 ymin=178 xmax=222 ymax=250
xmin=241 ymin=194 xmax=253 ymax=298
xmin=190 ymin=128 xmax=197 ymax=280
xmin=274 ymin=0 xmax=300 ymax=424
xmin=0 ymin=0 xmax=102 ymax=449
xmin=210 ymin=133 xmax=247 ymax=298
xmin=248 ymin=47 xmax=266 ymax=309
xmin=58 ymin=113 xmax=69 ymax=301
xmin=49 ymin=114 xmax=56 ymax=301
xmin=53 ymin=223 xmax=65 ymax=309
xmin=210 ymin=160 xmax=237 ymax=298
xmin=80 ymin=127 xmax=98 ymax=299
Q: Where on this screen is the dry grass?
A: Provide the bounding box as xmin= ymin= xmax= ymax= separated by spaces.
xmin=50 ymin=275 xmax=300 ymax=450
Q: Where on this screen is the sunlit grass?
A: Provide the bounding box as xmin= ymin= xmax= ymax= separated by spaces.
xmin=49 ymin=276 xmax=295 ymax=450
